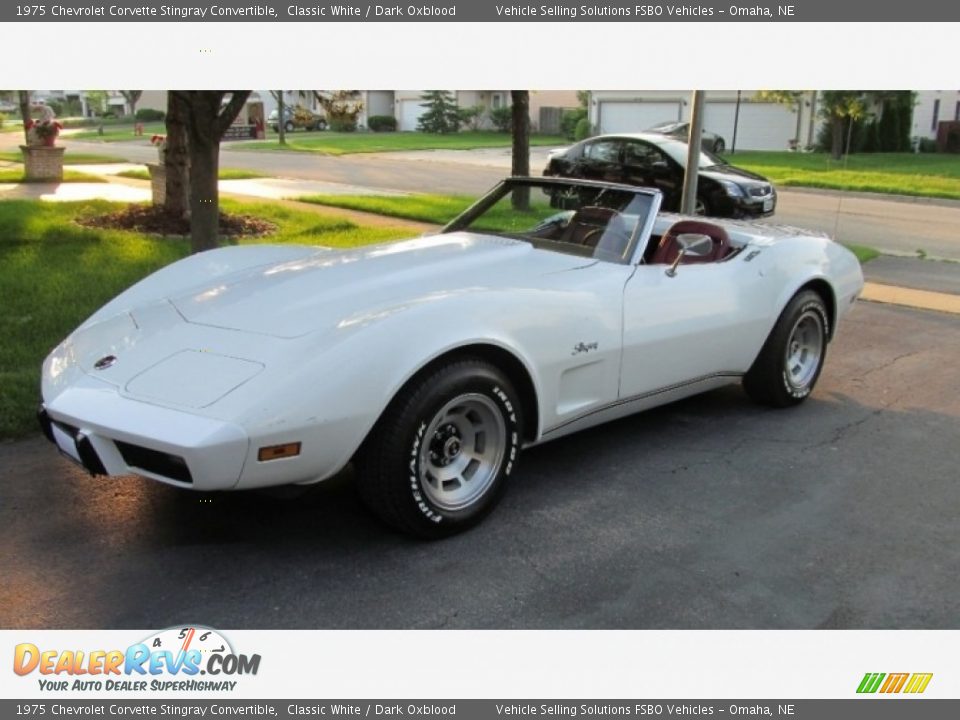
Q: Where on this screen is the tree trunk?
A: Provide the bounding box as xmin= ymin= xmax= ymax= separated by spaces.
xmin=18 ymin=91 xmax=31 ymax=145
xmin=277 ymin=92 xmax=286 ymax=146
xmin=510 ymin=91 xmax=530 ymax=211
xmin=189 ymin=137 xmax=220 ymax=253
xmin=830 ymin=117 xmax=844 ymax=160
xmin=182 ymin=91 xmax=251 ymax=254
xmin=164 ymin=92 xmax=190 ymax=218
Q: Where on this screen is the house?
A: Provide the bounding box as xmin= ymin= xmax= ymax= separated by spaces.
xmin=913 ymin=91 xmax=960 ymax=140
xmin=362 ymin=90 xmax=579 ymax=132
xmin=586 ymin=90 xmax=822 ymax=152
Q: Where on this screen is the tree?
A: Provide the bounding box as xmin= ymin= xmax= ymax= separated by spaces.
xmin=819 ymin=91 xmax=868 ymax=160
xmin=170 ymin=91 xmax=251 ymax=253
xmin=417 ymin=91 xmax=460 ymax=134
xmin=18 ymin=91 xmax=31 ymax=145
xmin=270 ymin=91 xmax=287 ymax=145
xmin=163 ymin=92 xmax=190 ymax=218
xmin=120 ymin=91 xmax=142 ymax=117
xmin=510 ymin=91 xmax=530 ymax=211
xmin=84 ymin=90 xmax=109 ymax=117
xmin=313 ymin=91 xmax=363 ymax=132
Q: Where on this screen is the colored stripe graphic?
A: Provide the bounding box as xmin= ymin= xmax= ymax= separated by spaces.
xmin=880 ymin=673 xmax=909 ymax=693
xmin=857 ymin=673 xmax=885 ymax=693
xmin=904 ymin=673 xmax=934 ymax=694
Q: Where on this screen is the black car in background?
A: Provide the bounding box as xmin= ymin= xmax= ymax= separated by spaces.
xmin=646 ymin=120 xmax=727 ymax=153
xmin=543 ymin=133 xmax=776 ymax=219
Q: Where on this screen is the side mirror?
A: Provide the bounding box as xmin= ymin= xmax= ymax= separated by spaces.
xmin=666 ymin=233 xmax=714 ymax=277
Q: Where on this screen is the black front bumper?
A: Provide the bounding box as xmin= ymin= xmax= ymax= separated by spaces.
xmin=38 ymin=405 xmax=107 ymax=476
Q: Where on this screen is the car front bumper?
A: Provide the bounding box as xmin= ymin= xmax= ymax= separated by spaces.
xmin=39 ymin=374 xmax=250 ymax=491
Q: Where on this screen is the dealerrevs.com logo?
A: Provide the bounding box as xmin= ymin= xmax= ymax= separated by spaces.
xmin=857 ymin=672 xmax=933 ymax=695
xmin=13 ymin=626 xmax=261 ymax=692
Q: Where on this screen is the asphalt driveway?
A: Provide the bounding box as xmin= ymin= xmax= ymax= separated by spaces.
xmin=2 ymin=301 xmax=958 ymax=629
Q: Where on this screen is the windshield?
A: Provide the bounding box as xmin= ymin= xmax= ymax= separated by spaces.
xmin=442 ymin=180 xmax=656 ymax=264
xmin=657 ymin=140 xmax=726 ymax=169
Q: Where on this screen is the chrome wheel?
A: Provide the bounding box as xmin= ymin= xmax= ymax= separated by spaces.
xmin=694 ymin=197 xmax=708 ymax=215
xmin=784 ymin=310 xmax=824 ymax=391
xmin=419 ymin=393 xmax=506 ymax=512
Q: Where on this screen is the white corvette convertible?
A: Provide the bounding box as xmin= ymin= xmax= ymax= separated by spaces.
xmin=40 ymin=178 xmax=864 ymax=537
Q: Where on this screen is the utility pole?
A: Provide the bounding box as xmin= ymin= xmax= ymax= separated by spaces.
xmin=681 ymin=90 xmax=705 ymax=215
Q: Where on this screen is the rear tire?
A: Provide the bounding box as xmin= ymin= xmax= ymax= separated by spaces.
xmin=743 ymin=290 xmax=829 ymax=407
xmin=355 ymin=359 xmax=522 ymax=539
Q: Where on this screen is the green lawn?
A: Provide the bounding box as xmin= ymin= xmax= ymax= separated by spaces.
xmin=0 ymin=198 xmax=417 ymax=438
xmin=241 ymin=131 xmax=566 ymax=155
xmin=0 ymin=150 xmax=128 ymax=165
xmin=67 ymin=122 xmax=166 ymax=142
xmin=724 ymin=152 xmax=960 ymax=200
xmin=300 ymin=193 xmax=473 ymax=223
xmin=115 ymin=167 xmax=267 ymax=181
xmin=0 ymin=168 xmax=106 ymax=183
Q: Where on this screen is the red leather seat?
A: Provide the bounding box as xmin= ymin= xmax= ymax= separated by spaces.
xmin=561 ymin=206 xmax=616 ymax=247
xmin=651 ymin=219 xmax=732 ymax=265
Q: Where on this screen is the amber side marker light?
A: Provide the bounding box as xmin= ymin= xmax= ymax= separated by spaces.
xmin=258 ymin=442 xmax=302 ymax=462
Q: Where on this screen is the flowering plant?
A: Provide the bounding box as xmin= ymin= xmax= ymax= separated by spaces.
xmin=25 ymin=105 xmax=62 ymax=146
xmin=150 ymin=134 xmax=167 ymax=163
xmin=32 ymin=120 xmax=63 ymax=141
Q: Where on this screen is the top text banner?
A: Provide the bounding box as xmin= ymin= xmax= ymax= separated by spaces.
xmin=5 ymin=0 xmax=960 ymax=22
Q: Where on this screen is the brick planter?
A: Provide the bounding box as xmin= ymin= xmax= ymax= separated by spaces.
xmin=147 ymin=162 xmax=166 ymax=205
xmin=147 ymin=163 xmax=190 ymax=208
xmin=20 ymin=145 xmax=65 ymax=182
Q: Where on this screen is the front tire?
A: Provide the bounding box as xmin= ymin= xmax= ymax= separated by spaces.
xmin=356 ymin=359 xmax=522 ymax=539
xmin=743 ymin=290 xmax=829 ymax=407
xmin=714 ymin=138 xmax=726 ymax=154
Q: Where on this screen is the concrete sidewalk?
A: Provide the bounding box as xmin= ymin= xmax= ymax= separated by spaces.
xmin=2 ymin=172 xmax=959 ymax=316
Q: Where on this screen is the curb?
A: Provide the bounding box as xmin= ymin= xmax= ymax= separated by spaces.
xmin=861 ymin=282 xmax=960 ymax=316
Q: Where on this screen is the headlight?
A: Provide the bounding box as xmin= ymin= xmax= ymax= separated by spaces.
xmin=720 ymin=180 xmax=745 ymax=197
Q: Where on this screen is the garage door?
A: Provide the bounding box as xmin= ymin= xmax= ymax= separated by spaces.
xmin=399 ymin=99 xmax=427 ymax=131
xmin=598 ymin=101 xmax=682 ymax=134
xmin=704 ymin=102 xmax=798 ymax=151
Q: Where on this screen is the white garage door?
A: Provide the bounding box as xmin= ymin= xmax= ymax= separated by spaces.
xmin=704 ymin=102 xmax=798 ymax=151
xmin=598 ymin=102 xmax=682 ymax=134
xmin=399 ymin=99 xmax=427 ymax=131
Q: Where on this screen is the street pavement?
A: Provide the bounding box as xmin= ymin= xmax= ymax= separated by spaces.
xmin=2 ymin=301 xmax=958 ymax=629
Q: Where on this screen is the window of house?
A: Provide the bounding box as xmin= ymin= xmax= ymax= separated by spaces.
xmin=931 ymin=99 xmax=940 ymax=131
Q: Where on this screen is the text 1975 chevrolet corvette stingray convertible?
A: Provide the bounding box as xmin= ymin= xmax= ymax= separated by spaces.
xmin=39 ymin=178 xmax=864 ymax=537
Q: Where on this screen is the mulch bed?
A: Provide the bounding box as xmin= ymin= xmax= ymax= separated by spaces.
xmin=77 ymin=204 xmax=277 ymax=238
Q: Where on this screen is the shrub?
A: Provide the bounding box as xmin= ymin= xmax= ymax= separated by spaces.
xmin=489 ymin=106 xmax=512 ymax=133
xmin=560 ymin=107 xmax=587 ymax=140
xmin=135 ymin=108 xmax=165 ymax=122
xmin=458 ymin=105 xmax=486 ymax=132
xmin=574 ymin=117 xmax=592 ymax=141
xmin=329 ymin=117 xmax=358 ymax=132
xmin=368 ymin=115 xmax=397 ymax=132
xmin=917 ymin=137 xmax=938 ymax=153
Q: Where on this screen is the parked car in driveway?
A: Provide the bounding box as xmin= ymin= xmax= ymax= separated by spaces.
xmin=268 ymin=106 xmax=327 ymax=132
xmin=39 ymin=177 xmax=860 ymax=538
xmin=543 ymin=133 xmax=776 ymax=219
xmin=647 ymin=121 xmax=727 ymax=153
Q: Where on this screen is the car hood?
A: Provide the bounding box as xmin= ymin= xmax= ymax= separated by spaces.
xmin=700 ymin=164 xmax=770 ymax=186
xmin=168 ymin=232 xmax=586 ymax=339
